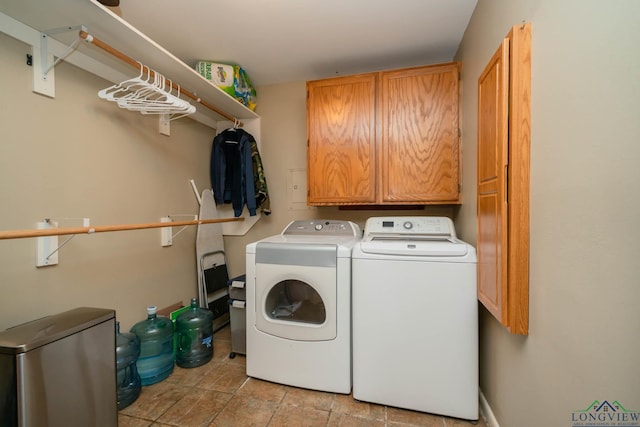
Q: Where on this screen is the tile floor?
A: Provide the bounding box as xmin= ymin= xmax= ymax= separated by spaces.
xmin=119 ymin=326 xmax=486 ymax=427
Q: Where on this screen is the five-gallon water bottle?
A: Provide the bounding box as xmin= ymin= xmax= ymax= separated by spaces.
xmin=176 ymin=297 xmax=214 ymax=368
xmin=115 ymin=321 xmax=141 ymax=409
xmin=130 ymin=306 xmax=174 ymax=385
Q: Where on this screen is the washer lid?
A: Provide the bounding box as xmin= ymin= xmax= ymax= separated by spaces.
xmin=358 ymin=238 xmax=470 ymax=257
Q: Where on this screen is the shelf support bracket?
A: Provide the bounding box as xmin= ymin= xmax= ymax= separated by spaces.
xmin=34 ymin=25 xmax=86 ymax=97
xmin=36 ymin=218 xmax=91 ymax=267
xmin=36 ymin=219 xmax=59 ymax=267
xmin=160 ymin=214 xmax=198 ymax=247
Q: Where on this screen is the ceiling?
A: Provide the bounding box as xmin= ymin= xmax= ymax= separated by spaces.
xmin=112 ymin=0 xmax=477 ymax=87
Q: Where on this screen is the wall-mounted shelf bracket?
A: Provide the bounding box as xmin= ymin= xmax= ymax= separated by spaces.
xmin=159 ymin=114 xmax=171 ymax=136
xmin=36 ymin=217 xmax=91 ymax=267
xmin=160 ymin=216 xmax=172 ymax=247
xmin=160 ymin=214 xmax=198 ymax=247
xmin=40 ymin=25 xmax=86 ymax=78
xmin=36 ymin=219 xmax=59 ymax=267
xmin=33 ymin=24 xmax=86 ymax=97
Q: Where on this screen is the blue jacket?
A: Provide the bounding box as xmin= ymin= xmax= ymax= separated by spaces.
xmin=210 ymin=129 xmax=257 ymax=217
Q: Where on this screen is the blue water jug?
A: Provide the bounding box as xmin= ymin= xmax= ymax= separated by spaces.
xmin=176 ymin=297 xmax=214 ymax=368
xmin=115 ymin=321 xmax=141 ymax=409
xmin=130 ymin=306 xmax=174 ymax=386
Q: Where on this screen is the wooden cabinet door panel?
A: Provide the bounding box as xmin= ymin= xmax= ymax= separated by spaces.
xmin=478 ymin=193 xmax=501 ymax=315
xmin=381 ymin=64 xmax=460 ymax=203
xmin=307 ymin=74 xmax=377 ymax=204
xmin=477 ymin=39 xmax=510 ymax=323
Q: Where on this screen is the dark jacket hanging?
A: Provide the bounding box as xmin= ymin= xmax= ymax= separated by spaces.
xmin=210 ymin=128 xmax=270 ymax=217
xmin=211 ymin=129 xmax=255 ymax=217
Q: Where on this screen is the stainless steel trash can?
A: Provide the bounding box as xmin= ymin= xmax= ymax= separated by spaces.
xmin=0 ymin=307 xmax=117 ymax=427
xmin=227 ymin=275 xmax=246 ymax=358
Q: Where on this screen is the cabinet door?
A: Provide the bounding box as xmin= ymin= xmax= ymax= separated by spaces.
xmin=307 ymin=74 xmax=377 ymax=205
xmin=477 ymin=24 xmax=531 ymax=335
xmin=380 ymin=64 xmax=460 ymax=203
xmin=477 ymin=39 xmax=510 ymax=325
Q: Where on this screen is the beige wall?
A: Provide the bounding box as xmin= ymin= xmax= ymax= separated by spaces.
xmin=455 ymin=0 xmax=640 ymax=425
xmin=0 ymin=33 xmax=215 ymax=331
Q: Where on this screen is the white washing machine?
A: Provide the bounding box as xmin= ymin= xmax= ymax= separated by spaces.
xmin=352 ymin=216 xmax=478 ymax=421
xmin=246 ymin=219 xmax=361 ymax=393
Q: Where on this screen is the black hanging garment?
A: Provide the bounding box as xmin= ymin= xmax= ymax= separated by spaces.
xmin=210 ymin=128 xmax=270 ymax=217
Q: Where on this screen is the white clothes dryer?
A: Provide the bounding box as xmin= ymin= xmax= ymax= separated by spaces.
xmin=246 ymin=220 xmax=361 ymax=393
xmin=352 ymin=217 xmax=478 ymax=420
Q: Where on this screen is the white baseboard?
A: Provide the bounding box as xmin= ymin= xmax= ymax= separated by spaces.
xmin=479 ymin=389 xmax=500 ymax=427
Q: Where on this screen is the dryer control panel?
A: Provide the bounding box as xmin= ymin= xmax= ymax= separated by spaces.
xmin=283 ymin=220 xmax=360 ymax=237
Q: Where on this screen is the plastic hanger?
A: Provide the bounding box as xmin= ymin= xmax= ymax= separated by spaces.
xmin=99 ymin=62 xmax=149 ymax=101
xmin=226 ymin=118 xmax=240 ymax=131
xmin=98 ymin=62 xmax=195 ymax=120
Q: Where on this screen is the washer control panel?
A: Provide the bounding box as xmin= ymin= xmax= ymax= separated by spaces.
xmin=363 ymin=217 xmax=456 ymax=239
xmin=283 ymin=220 xmax=360 ymax=237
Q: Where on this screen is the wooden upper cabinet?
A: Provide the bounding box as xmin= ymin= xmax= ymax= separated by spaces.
xmin=381 ymin=63 xmax=460 ymax=203
xmin=307 ymin=74 xmax=377 ymax=204
xmin=477 ymin=24 xmax=531 ymax=335
xmin=307 ymin=62 xmax=461 ymax=206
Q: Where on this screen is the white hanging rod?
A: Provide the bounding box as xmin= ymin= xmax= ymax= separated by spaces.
xmin=0 ymin=217 xmax=243 ymax=240
xmin=78 ymin=30 xmax=244 ymax=127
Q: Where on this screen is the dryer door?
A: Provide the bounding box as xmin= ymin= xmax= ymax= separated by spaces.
xmin=255 ymin=243 xmax=337 ymax=341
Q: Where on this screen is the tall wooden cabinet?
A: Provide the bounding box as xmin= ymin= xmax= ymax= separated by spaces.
xmin=477 ymin=24 xmax=531 ymax=335
xmin=307 ymin=62 xmax=461 ymax=206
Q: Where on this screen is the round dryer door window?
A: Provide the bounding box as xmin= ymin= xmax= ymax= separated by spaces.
xmin=254 ymin=255 xmax=338 ymax=342
xmin=265 ymin=279 xmax=326 ymax=324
